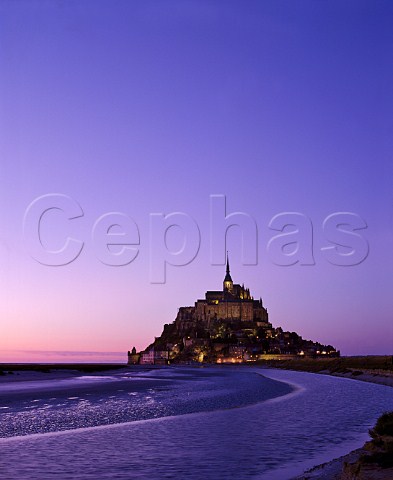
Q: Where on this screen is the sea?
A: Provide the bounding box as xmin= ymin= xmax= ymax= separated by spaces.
xmin=0 ymin=366 xmax=392 ymax=479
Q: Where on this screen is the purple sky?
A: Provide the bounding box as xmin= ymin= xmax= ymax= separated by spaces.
xmin=1 ymin=1 xmax=392 ymax=362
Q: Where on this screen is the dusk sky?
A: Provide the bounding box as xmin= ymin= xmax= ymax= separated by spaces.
xmin=1 ymin=0 xmax=392 ymax=362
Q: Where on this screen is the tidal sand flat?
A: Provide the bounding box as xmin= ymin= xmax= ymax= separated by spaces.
xmin=0 ymin=366 xmax=291 ymax=437
xmin=1 ymin=367 xmax=393 ymax=479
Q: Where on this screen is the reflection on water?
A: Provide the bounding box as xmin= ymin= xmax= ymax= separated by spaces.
xmin=0 ymin=367 xmax=392 ymax=480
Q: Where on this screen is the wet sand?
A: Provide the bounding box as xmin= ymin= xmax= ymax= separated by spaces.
xmin=293 ymin=448 xmax=365 ymax=479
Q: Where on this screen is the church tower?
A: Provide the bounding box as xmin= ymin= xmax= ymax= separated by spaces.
xmin=223 ymin=253 xmax=233 ymax=293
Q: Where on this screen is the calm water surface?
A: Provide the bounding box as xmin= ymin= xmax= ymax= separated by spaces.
xmin=0 ymin=367 xmax=392 ymax=479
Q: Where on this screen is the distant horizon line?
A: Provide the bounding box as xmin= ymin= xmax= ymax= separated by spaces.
xmin=1 ymin=349 xmax=125 ymax=355
xmin=0 ymin=350 xmax=127 ymax=364
xmin=1 ymin=349 xmax=391 ymax=361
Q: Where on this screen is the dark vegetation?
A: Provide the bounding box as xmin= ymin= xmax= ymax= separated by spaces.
xmin=255 ymin=355 xmax=393 ymax=374
xmin=0 ymin=363 xmax=127 ymax=374
xmin=359 ymin=412 xmax=393 ymax=468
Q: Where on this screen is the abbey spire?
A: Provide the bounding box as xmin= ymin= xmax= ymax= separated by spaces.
xmin=223 ymin=252 xmax=233 ymax=292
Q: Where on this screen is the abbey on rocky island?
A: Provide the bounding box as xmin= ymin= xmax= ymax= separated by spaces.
xmin=128 ymin=256 xmax=338 ymax=365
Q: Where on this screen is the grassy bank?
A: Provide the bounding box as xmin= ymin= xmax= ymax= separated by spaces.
xmin=255 ymin=355 xmax=393 ymax=374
